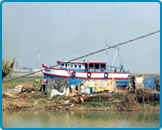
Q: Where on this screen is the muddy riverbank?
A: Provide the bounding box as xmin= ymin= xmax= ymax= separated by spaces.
xmin=2 ymin=88 xmax=160 ymax=112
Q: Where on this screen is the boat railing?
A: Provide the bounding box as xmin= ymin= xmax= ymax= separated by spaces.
xmin=107 ymin=65 xmax=125 ymax=72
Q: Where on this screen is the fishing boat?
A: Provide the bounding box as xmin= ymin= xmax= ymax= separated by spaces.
xmin=42 ymin=59 xmax=130 ymax=86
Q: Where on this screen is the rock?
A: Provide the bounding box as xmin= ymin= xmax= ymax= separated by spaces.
xmin=22 ymin=85 xmax=35 ymax=92
xmin=50 ymin=87 xmax=66 ymax=99
xmin=15 ymin=85 xmax=24 ymax=93
xmin=35 ymin=79 xmax=41 ymax=83
xmin=65 ymin=100 xmax=70 ymax=104
xmin=34 ymin=100 xmax=38 ymax=106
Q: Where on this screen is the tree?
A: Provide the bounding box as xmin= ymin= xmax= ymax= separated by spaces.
xmin=2 ymin=58 xmax=15 ymax=80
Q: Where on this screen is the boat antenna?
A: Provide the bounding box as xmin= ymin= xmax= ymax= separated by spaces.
xmin=105 ymin=36 xmax=110 ymax=71
xmin=118 ymin=48 xmax=122 ymax=66
xmin=105 ymin=37 xmax=109 ymax=56
xmin=111 ymin=47 xmax=119 ymax=66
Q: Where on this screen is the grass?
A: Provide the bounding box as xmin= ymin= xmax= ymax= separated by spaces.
xmin=113 ymin=93 xmax=123 ymax=99
xmin=102 ymin=102 xmax=117 ymax=107
xmin=36 ymin=94 xmax=44 ymax=99
xmin=48 ymin=95 xmax=60 ymax=101
xmin=3 ymin=77 xmax=43 ymax=89
xmin=39 ymin=100 xmax=47 ymax=105
xmin=26 ymin=96 xmax=35 ymax=103
xmin=79 ymin=101 xmax=117 ymax=107
xmin=3 ymin=77 xmax=43 ymax=84
xmin=140 ymin=103 xmax=160 ymax=107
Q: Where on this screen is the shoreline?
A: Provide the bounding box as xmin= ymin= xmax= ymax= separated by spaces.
xmin=2 ymin=88 xmax=160 ymax=112
xmin=2 ymin=106 xmax=160 ymax=112
xmin=2 ymin=98 xmax=160 ymax=112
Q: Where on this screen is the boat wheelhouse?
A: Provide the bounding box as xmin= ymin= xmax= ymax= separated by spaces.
xmin=42 ymin=59 xmax=130 ymax=85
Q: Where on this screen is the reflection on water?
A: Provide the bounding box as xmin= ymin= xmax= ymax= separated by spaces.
xmin=2 ymin=110 xmax=160 ymax=128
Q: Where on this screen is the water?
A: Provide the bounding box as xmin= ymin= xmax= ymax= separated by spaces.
xmin=2 ymin=110 xmax=160 ymax=128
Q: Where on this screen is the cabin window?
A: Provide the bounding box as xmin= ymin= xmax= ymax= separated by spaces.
xmin=45 ymin=69 xmax=50 ymax=72
xmin=65 ymin=64 xmax=67 ymax=68
xmin=74 ymin=64 xmax=77 ymax=68
xmin=85 ymin=64 xmax=88 ymax=69
xmin=61 ymin=64 xmax=64 ymax=67
xmin=71 ymin=64 xmax=73 ymax=68
xmin=89 ymin=64 xmax=94 ymax=69
xmin=79 ymin=65 xmax=81 ymax=68
xmin=95 ymin=64 xmax=99 ymax=69
xmin=101 ymin=64 xmax=106 ymax=69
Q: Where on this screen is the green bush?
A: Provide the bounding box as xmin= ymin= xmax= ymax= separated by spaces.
xmin=2 ymin=58 xmax=15 ymax=79
xmin=113 ymin=93 xmax=123 ymax=99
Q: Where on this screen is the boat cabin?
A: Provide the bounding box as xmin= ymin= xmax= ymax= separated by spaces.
xmin=57 ymin=60 xmax=107 ymax=72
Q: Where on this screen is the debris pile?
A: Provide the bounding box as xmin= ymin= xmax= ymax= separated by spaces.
xmin=119 ymin=92 xmax=139 ymax=111
xmin=44 ymin=78 xmax=70 ymax=97
xmin=156 ymin=75 xmax=160 ymax=91
xmin=135 ymin=88 xmax=155 ymax=103
xmin=84 ymin=93 xmax=113 ymax=102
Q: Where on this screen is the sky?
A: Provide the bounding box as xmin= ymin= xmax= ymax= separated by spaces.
xmin=2 ymin=2 xmax=160 ymax=74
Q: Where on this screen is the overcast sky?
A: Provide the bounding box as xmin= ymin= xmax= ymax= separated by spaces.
xmin=2 ymin=2 xmax=160 ymax=73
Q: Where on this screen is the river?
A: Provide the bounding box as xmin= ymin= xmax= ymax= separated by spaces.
xmin=2 ymin=110 xmax=160 ymax=128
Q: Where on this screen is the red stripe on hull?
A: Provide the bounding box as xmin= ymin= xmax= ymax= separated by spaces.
xmin=43 ymin=72 xmax=129 ymax=80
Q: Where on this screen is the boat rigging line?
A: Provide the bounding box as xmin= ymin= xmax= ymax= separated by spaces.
xmin=2 ymin=30 xmax=160 ymax=83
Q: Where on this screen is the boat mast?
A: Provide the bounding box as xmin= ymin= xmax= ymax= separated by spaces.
xmin=111 ymin=47 xmax=119 ymax=66
xmin=105 ymin=37 xmax=109 ymax=71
